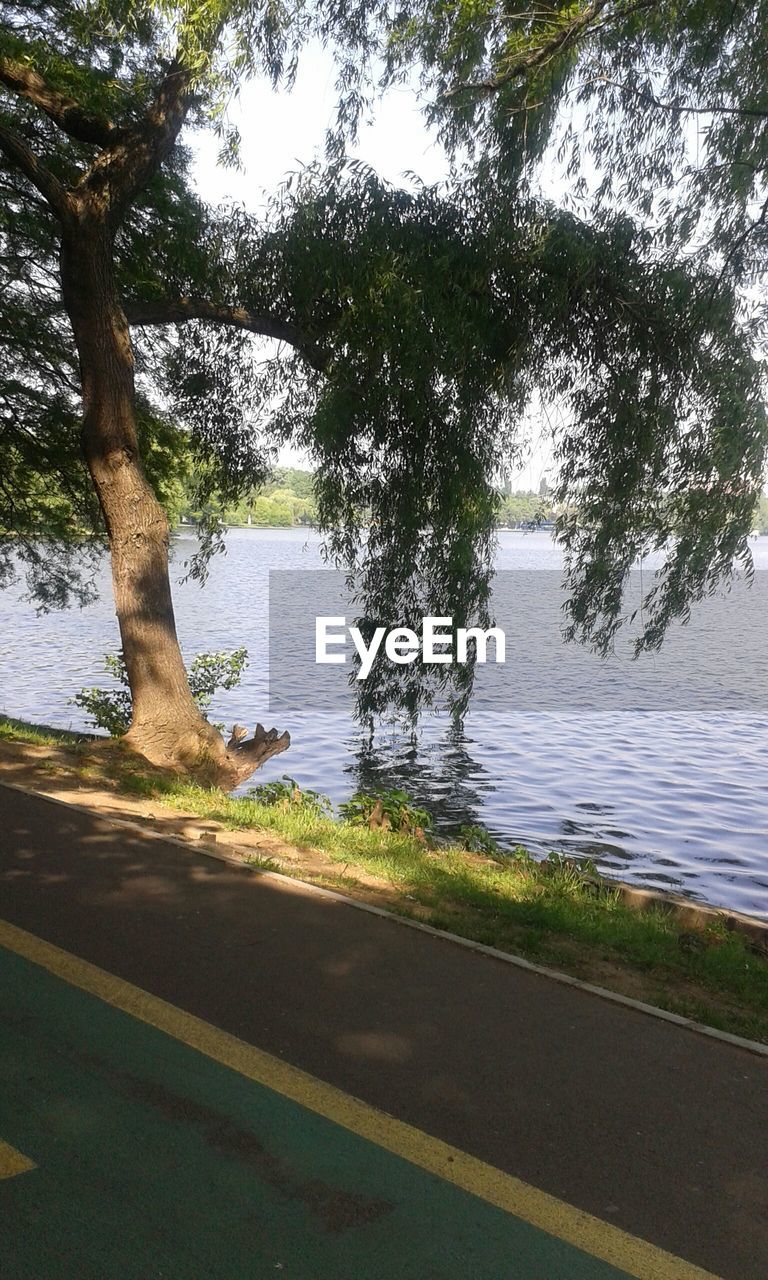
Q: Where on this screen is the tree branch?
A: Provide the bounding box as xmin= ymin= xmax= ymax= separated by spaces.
xmin=125 ymin=297 xmax=330 ymax=371
xmin=0 ymin=49 xmax=195 ymax=218
xmin=0 ymin=55 xmax=118 ymax=145
xmin=78 ymin=58 xmax=194 ymax=218
xmin=443 ymin=0 xmax=657 ymax=99
xmin=707 ymin=192 xmax=768 ymax=300
xmin=590 ymin=75 xmax=768 ymax=119
xmin=0 ymin=119 xmax=70 ymax=213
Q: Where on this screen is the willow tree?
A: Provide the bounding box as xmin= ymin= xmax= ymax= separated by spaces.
xmin=1 ymin=1 xmax=765 ymax=784
xmin=384 ymin=0 xmax=768 ymax=651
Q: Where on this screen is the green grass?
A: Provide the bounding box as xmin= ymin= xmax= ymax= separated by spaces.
xmin=2 ymin=713 xmax=767 ymax=1043
xmin=0 ymin=716 xmax=94 ymax=748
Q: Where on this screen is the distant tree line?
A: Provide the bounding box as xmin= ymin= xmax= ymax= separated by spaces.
xmin=177 ymin=471 xmax=768 ymax=534
xmin=496 ymin=491 xmax=555 ymax=528
xmin=753 ymin=496 xmax=768 ymax=535
xmin=179 ymin=468 xmax=318 ymax=529
xmin=176 ymin=469 xmax=559 ymax=531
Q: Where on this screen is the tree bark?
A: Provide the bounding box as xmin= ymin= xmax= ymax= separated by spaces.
xmin=60 ymin=211 xmax=288 ymax=786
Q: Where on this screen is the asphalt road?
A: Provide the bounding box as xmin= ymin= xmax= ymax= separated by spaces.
xmin=0 ymin=781 xmax=766 ymax=1279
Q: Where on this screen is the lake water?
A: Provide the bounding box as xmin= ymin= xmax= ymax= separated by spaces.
xmin=2 ymin=527 xmax=767 ymax=919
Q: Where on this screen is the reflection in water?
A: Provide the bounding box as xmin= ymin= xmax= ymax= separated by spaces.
xmin=345 ymin=722 xmax=495 ymax=836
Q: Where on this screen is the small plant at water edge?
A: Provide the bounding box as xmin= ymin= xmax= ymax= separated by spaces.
xmin=540 ymin=851 xmax=602 ymax=891
xmin=458 ymin=824 xmax=503 ymax=858
xmin=458 ymin=826 xmax=537 ymax=867
xmin=339 ymin=789 xmax=434 ymax=840
xmin=246 ymin=775 xmax=332 ymax=817
xmin=73 ymin=647 xmax=248 ymax=736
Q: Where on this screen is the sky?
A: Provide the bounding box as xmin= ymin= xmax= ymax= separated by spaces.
xmin=190 ymin=42 xmax=446 ymax=204
xmin=189 ymin=45 xmax=555 ymax=491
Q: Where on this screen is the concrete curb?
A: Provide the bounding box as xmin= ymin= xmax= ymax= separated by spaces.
xmin=607 ymin=880 xmax=768 ymax=950
xmin=2 ymin=778 xmax=767 ymax=1061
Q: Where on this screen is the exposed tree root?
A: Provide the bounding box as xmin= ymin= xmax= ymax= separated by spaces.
xmin=112 ymin=718 xmax=291 ymax=790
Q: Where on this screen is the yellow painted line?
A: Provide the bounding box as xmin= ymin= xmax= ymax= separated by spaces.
xmin=0 ymin=918 xmax=718 ymax=1280
xmin=0 ymin=1139 xmax=35 ymax=1180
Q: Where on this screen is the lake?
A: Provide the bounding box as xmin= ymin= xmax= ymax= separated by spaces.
xmin=2 ymin=527 xmax=767 ymax=918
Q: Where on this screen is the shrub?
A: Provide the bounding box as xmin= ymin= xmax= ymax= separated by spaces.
xmin=339 ymin=789 xmax=434 ymax=839
xmin=73 ymin=647 xmax=248 ymax=736
xmin=458 ymin=823 xmax=503 ymax=857
xmin=246 ymin=775 xmax=332 ymax=817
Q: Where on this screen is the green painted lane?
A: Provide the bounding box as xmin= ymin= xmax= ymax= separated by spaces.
xmin=0 ymin=944 xmax=636 ymax=1280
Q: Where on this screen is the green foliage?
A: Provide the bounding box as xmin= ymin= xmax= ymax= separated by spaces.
xmin=458 ymin=823 xmax=503 ymax=857
xmin=72 ymin=647 xmax=248 ymax=736
xmin=541 ymin=850 xmax=599 ymax=889
xmin=177 ymin=466 xmax=318 ymax=530
xmin=0 ymin=159 xmax=101 ymax=607
xmin=245 ymin=775 xmax=332 ymax=817
xmin=270 ymin=468 xmax=316 ymax=501
xmin=508 ymin=844 xmax=536 ymax=868
xmin=457 ymin=824 xmax=539 ymax=866
xmin=378 ymin=1 xmax=768 ymax=656
xmin=497 ymin=490 xmax=553 ymax=528
xmin=183 ymin=471 xmax=560 ymax=532
xmin=753 ymin=495 xmax=768 ymax=535
xmin=339 ymin=788 xmax=434 ymax=836
xmin=246 ymin=853 xmax=286 ymax=873
xmin=235 ymin=163 xmax=765 ymax=680
xmin=382 ymin=0 xmax=768 ymax=264
xmin=72 ymin=654 xmax=134 ymax=738
xmin=185 ymin=646 xmax=249 ymax=708
xmin=245 ymin=495 xmax=292 ymax=527
xmin=0 ymin=716 xmax=90 ymax=747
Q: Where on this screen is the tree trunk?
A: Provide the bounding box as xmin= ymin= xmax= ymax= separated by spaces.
xmin=60 ymin=213 xmax=288 ymax=786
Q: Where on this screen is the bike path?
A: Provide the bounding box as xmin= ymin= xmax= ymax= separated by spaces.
xmin=1 ymin=921 xmax=707 ymax=1280
xmin=1 ymin=781 xmax=765 ymax=1277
